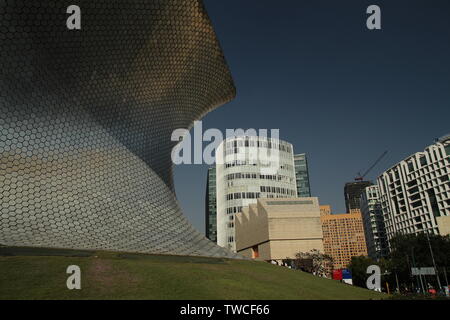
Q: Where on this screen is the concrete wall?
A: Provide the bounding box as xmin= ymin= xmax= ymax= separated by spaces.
xmin=235 ymin=204 xmax=270 ymax=253
xmin=268 ymin=239 xmax=324 ymax=260
xmin=238 ymin=242 xmax=272 ymax=260
xmin=437 ymin=216 xmax=450 ymax=236
xmin=235 ymin=198 xmax=324 ymax=260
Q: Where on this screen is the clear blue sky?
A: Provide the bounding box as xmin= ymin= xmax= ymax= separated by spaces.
xmin=174 ymin=0 xmax=450 ymax=234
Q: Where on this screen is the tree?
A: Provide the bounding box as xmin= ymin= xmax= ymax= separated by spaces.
xmin=347 ymin=256 xmax=391 ymax=290
xmin=390 ymin=233 xmax=450 ymax=267
xmin=348 ymin=234 xmax=450 ymax=293
xmin=388 ymin=233 xmax=450 ymax=292
xmin=293 ymin=249 xmax=333 ymax=277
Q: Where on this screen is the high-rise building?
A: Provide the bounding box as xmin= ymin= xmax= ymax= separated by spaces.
xmin=216 ymin=136 xmax=298 ymax=251
xmin=235 ymin=198 xmax=324 ymax=263
xmin=360 ymin=186 xmax=388 ymax=260
xmin=344 ymin=181 xmax=373 ymax=213
xmin=320 ymin=205 xmax=332 ymax=216
xmin=320 ymin=207 xmax=368 ymax=269
xmin=377 ymin=135 xmax=450 ymax=242
xmin=205 ymin=166 xmax=217 ymax=243
xmin=294 ymin=153 xmax=312 ymax=197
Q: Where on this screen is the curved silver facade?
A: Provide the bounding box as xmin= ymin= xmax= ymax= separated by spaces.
xmin=0 ymin=1 xmax=237 ymax=257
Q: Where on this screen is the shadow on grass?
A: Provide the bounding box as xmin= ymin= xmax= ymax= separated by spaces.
xmin=0 ymin=245 xmax=228 ymax=264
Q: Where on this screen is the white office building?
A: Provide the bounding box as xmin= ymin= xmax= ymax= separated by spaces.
xmin=216 ymin=136 xmax=297 ymax=251
xmin=377 ymin=135 xmax=450 ymax=243
xmin=360 ymin=185 xmax=388 ymax=259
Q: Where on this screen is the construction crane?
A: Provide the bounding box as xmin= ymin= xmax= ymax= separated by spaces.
xmin=355 ymin=150 xmax=388 ymax=181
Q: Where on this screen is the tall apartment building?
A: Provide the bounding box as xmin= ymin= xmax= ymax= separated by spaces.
xmin=294 ymin=153 xmax=312 ymax=197
xmin=344 ymin=181 xmax=373 ymax=213
xmin=320 ymin=207 xmax=368 ymax=269
xmin=360 ymin=186 xmax=388 ymax=259
xmin=216 ymin=136 xmax=297 ymax=251
xmin=377 ymin=135 xmax=450 ymax=242
xmin=205 ymin=166 xmax=217 ymax=243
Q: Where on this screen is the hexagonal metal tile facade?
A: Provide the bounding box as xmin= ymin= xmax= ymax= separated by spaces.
xmin=0 ymin=0 xmax=237 ymax=258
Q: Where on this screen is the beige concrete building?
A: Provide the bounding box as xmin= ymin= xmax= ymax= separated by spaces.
xmin=320 ymin=206 xmax=368 ymax=269
xmin=437 ymin=216 xmax=450 ymax=236
xmin=235 ymin=198 xmax=324 ymax=262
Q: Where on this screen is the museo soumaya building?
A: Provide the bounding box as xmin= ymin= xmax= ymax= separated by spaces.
xmin=0 ymin=1 xmax=238 ymax=258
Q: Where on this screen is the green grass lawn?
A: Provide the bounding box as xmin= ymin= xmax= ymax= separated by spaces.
xmin=0 ymin=246 xmax=384 ymax=300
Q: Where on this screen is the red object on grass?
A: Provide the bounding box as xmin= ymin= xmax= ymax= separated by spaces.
xmin=332 ymin=269 xmax=343 ymax=280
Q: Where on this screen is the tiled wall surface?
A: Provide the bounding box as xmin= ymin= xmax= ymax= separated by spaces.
xmin=0 ymin=0 xmax=237 ymax=257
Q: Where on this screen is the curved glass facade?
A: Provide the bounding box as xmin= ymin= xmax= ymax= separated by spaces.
xmin=216 ymin=136 xmax=298 ymax=251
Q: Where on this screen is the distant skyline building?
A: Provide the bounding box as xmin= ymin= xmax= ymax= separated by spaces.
xmin=344 ymin=181 xmax=373 ymax=213
xmin=320 ymin=206 xmax=368 ymax=269
xmin=360 ymin=186 xmax=388 ymax=260
xmin=377 ymin=135 xmax=450 ymax=242
xmin=216 ymin=136 xmax=298 ymax=251
xmin=294 ymin=153 xmax=312 ymax=197
xmin=205 ymin=166 xmax=217 ymax=243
